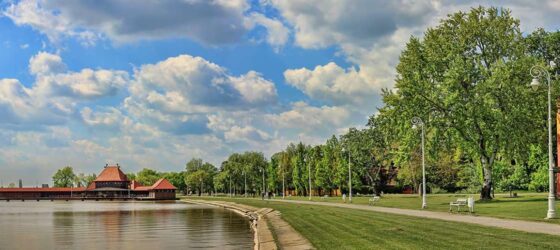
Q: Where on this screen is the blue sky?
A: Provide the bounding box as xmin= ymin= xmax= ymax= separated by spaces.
xmin=0 ymin=0 xmax=559 ymax=185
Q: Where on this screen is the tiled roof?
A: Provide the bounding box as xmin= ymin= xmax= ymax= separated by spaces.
xmin=94 ymin=166 xmax=128 ymax=182
xmin=0 ymin=187 xmax=87 ymax=192
xmin=150 ymin=178 xmax=177 ymax=190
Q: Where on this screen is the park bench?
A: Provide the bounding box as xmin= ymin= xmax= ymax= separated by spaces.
xmin=368 ymin=196 xmax=380 ymax=206
xmin=449 ymin=198 xmax=468 ymax=213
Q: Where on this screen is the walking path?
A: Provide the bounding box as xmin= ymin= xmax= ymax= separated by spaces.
xmin=269 ymin=199 xmax=560 ymax=236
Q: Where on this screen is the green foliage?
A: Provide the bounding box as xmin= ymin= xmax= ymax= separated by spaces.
xmin=528 ymin=145 xmax=549 ymax=192
xmin=52 ymin=166 xmax=76 ymax=187
xmin=126 ymin=173 xmax=136 ymax=181
xmin=136 ymin=168 xmax=162 ymax=186
xmin=163 ymin=172 xmax=187 ymax=192
xmin=184 ymin=158 xmax=217 ymax=195
xmin=382 ymin=6 xmax=547 ymax=199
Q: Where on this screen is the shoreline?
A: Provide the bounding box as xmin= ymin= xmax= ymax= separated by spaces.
xmin=182 ymin=199 xmax=276 ymax=250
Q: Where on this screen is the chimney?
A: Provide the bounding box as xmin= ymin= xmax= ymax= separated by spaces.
xmin=18 ymin=179 xmax=22 ymax=188
xmin=105 ymin=163 xmax=108 ymax=168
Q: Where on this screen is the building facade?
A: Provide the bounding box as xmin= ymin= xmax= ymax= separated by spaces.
xmin=0 ymin=165 xmax=176 ymax=200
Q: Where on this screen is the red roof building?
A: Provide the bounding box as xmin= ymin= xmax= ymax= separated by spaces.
xmin=0 ymin=164 xmax=176 ymax=200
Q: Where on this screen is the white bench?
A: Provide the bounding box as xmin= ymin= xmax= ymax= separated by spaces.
xmin=368 ymin=196 xmax=380 ymax=206
xmin=449 ymin=198 xmax=468 ymax=212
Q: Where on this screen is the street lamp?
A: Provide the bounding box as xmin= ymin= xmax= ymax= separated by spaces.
xmin=529 ymin=61 xmax=557 ymax=219
xmin=412 ymin=116 xmax=427 ymax=209
xmin=342 ymin=147 xmax=352 ymax=203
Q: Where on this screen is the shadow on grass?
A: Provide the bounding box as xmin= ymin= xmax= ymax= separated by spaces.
xmin=476 ymin=197 xmax=547 ymax=204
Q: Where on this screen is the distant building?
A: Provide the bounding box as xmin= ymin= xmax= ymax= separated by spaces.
xmin=18 ymin=179 xmax=22 ymax=188
xmin=0 ymin=165 xmax=176 ymax=200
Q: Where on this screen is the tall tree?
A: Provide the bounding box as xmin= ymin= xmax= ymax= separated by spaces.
xmin=53 ymin=166 xmax=76 ymax=187
xmin=136 ymin=168 xmax=161 ymax=186
xmin=384 ymin=7 xmax=543 ymax=199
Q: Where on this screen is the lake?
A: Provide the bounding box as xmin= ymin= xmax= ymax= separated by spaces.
xmin=0 ymin=201 xmax=253 ymax=249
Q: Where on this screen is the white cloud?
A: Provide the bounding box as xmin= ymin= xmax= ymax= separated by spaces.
xmin=0 ymin=52 xmax=129 ymax=130
xmin=129 ymin=54 xmax=277 ymax=114
xmin=3 ymin=0 xmax=98 ymax=45
xmin=284 ymin=62 xmax=378 ymax=105
xmin=266 ymin=101 xmax=351 ymax=132
xmin=35 ymin=68 xmax=128 ymax=99
xmin=81 ymin=107 xmax=125 ymax=129
xmin=3 ymin=0 xmax=250 ymax=46
xmin=246 ymin=13 xmax=290 ymax=51
xmin=224 ymin=125 xmax=271 ymax=143
xmin=29 ymin=51 xmax=66 ymax=75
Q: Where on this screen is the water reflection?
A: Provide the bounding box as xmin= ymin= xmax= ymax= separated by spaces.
xmin=0 ymin=201 xmax=253 ymax=249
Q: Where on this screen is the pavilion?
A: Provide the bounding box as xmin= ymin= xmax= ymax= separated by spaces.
xmin=0 ymin=165 xmax=176 ymax=200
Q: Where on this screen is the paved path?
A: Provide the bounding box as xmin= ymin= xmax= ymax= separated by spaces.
xmin=269 ymin=199 xmax=560 ymax=236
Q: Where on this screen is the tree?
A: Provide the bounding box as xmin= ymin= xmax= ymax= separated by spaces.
xmin=163 ymin=172 xmax=187 ymax=193
xmin=53 ymin=166 xmax=76 ymax=187
xmin=384 ymin=7 xmax=543 ymax=199
xmin=184 ymin=158 xmax=217 ymax=195
xmin=528 ymin=145 xmax=549 ymax=192
xmin=84 ymin=174 xmax=97 ymax=187
xmin=126 ymin=173 xmax=136 ymax=181
xmin=136 ymin=168 xmax=161 ymax=186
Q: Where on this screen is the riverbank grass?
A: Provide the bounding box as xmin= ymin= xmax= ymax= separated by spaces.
xmin=188 ymin=197 xmax=560 ymax=249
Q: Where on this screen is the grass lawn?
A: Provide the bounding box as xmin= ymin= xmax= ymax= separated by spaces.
xmin=270 ymin=192 xmax=560 ymax=224
xmin=187 ymin=196 xmax=560 ymax=249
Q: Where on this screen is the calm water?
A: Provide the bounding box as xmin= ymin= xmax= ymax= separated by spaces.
xmin=0 ymin=201 xmax=253 ymax=250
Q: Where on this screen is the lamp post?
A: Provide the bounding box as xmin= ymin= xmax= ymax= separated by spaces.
xmin=342 ymin=147 xmax=352 ymax=203
xmin=529 ymin=61 xmax=557 ymax=219
xmin=412 ymin=116 xmax=427 ymax=209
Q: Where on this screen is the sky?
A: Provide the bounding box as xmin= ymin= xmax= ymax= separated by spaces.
xmin=0 ymin=0 xmax=559 ymax=185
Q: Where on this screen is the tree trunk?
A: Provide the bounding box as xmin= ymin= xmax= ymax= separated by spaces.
xmin=480 ymin=156 xmax=492 ymax=200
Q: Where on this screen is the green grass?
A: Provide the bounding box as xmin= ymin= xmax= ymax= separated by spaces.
xmin=187 ymin=197 xmax=560 ymax=249
xmin=272 ymin=192 xmax=560 ymax=224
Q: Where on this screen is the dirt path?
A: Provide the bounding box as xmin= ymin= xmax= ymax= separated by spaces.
xmin=271 ymin=199 xmax=560 ymax=236
xmin=183 ymin=199 xmax=313 ymax=250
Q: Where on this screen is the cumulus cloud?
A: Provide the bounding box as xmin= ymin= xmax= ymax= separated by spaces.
xmin=129 ymin=54 xmax=277 ymax=113
xmin=124 ymin=55 xmax=278 ymax=136
xmin=266 ymin=101 xmax=351 ymax=132
xmin=34 ymin=68 xmax=128 ymax=99
xmin=0 ymin=52 xmax=129 ymax=130
xmin=3 ymin=0 xmax=99 ymax=45
xmin=29 ymin=52 xmax=66 ymax=75
xmin=284 ymin=62 xmax=379 ymax=105
xmin=3 ymin=0 xmax=250 ymax=45
xmin=269 ymin=0 xmax=436 ymax=50
xmin=246 ymin=13 xmax=290 ymax=51
xmin=224 ymin=125 xmax=271 ymax=143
